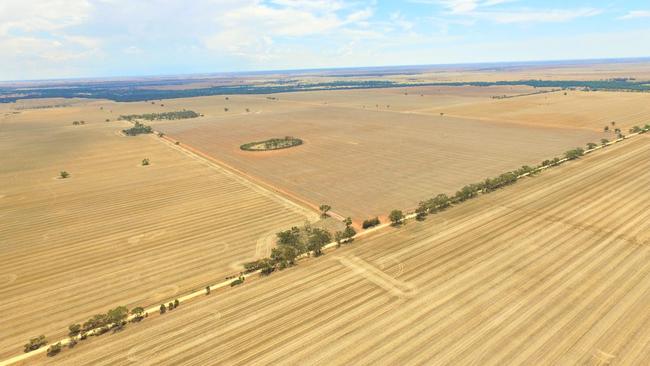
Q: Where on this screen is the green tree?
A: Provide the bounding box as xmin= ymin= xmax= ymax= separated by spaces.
xmin=47 ymin=342 xmax=62 ymax=357
xmin=319 ymin=204 xmax=331 ymax=218
xmin=389 ymin=210 xmax=404 ymax=225
xmin=603 ymin=126 xmax=609 ymax=132
xmin=586 ymin=142 xmax=597 ymax=150
xmin=174 ymin=299 xmax=180 ymax=308
xmin=308 ymin=228 xmax=332 ymax=256
xmin=24 ymin=335 xmax=47 ymax=353
xmin=131 ymin=307 xmax=145 ymax=322
xmin=68 ymin=324 xmax=81 ymax=338
xmin=107 ymin=306 xmax=129 ymax=327
xmin=343 ymin=217 xmax=352 ymax=227
xmin=142 ymin=158 xmax=150 ymax=166
xmin=60 ymin=171 xmax=70 ymax=179
xmin=160 ymin=304 xmax=167 ymax=314
xmin=205 ymin=286 xmax=211 ymax=295
xmin=601 ymin=138 xmax=609 ymax=146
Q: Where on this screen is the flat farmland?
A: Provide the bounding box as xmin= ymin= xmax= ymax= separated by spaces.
xmin=0 ymin=106 xmax=315 ymax=358
xmin=38 ymin=135 xmax=650 ymax=366
xmin=154 ymin=91 xmax=605 ymax=219
xmin=426 ymin=90 xmax=650 ymax=132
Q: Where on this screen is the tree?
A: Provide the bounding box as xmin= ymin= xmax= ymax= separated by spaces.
xmin=308 ymin=228 xmax=332 ymax=256
xmin=83 ymin=313 xmax=107 ymax=332
xmin=586 ymin=142 xmax=597 ymax=150
xmin=564 ymin=148 xmax=584 ymax=160
xmin=205 ymin=286 xmax=211 ymax=295
xmin=343 ymin=226 xmax=356 ymax=239
xmin=142 ymin=158 xmax=150 ymax=166
xmin=271 ymin=245 xmax=298 ymax=269
xmin=603 ymin=126 xmax=609 ymax=132
xmin=174 ymin=299 xmax=180 ymax=308
xmin=24 ymin=335 xmax=47 ymax=353
xmin=343 ymin=217 xmax=352 ymax=227
xmin=106 ymin=306 xmax=129 ymax=328
xmin=362 ymin=217 xmax=380 ymax=229
xmin=319 ymin=204 xmax=331 ymax=218
xmin=131 ymin=307 xmax=145 ymax=322
xmin=389 ymin=209 xmax=404 ymax=226
xmin=168 ymin=302 xmax=174 ymax=310
xmin=415 ymin=203 xmax=428 ymax=220
xmin=60 ymin=171 xmax=70 ymax=179
xmin=47 ymin=342 xmax=62 ymax=357
xmin=160 ymin=304 xmax=167 ymax=314
xmin=68 ymin=324 xmax=81 ymax=338
xmin=601 ymin=138 xmax=609 ymax=146
xmin=334 ymin=231 xmax=344 ymax=247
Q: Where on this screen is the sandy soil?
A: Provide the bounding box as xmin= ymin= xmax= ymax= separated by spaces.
xmin=31 ymin=135 xmax=650 ymax=366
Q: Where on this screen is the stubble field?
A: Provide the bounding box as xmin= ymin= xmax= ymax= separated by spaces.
xmin=36 ymin=134 xmax=650 ymax=366
xmin=151 ymin=88 xmax=612 ymax=220
xmin=0 ymin=105 xmax=316 ymax=358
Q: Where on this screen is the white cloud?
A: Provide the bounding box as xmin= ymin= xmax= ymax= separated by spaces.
xmin=619 ymin=10 xmax=650 ymax=20
xmin=476 ymin=8 xmax=602 ymax=24
xmin=0 ymin=0 xmax=91 ymax=35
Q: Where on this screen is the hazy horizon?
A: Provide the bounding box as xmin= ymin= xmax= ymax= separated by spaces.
xmin=2 ymin=0 xmax=650 ymax=81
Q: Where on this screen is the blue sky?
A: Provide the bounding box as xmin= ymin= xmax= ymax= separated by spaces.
xmin=1 ymin=0 xmax=649 ymax=80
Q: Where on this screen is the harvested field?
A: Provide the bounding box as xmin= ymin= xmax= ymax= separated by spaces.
xmin=0 ymin=107 xmax=316 ymax=358
xmin=155 ymin=92 xmax=606 ymax=219
xmin=36 ymin=135 xmax=650 ymax=366
xmin=427 ymin=90 xmax=650 ymax=132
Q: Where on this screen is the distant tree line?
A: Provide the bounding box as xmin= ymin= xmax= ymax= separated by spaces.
xmin=4 ymin=78 xmax=650 ymax=104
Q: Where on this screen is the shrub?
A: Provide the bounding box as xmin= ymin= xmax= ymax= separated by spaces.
xmin=230 ymin=275 xmax=245 ymax=287
xmin=60 ymin=171 xmax=70 ymax=179
xmin=362 ymin=217 xmax=381 ymax=229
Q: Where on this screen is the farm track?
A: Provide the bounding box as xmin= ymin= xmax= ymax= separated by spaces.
xmin=33 ymin=135 xmax=650 ymax=365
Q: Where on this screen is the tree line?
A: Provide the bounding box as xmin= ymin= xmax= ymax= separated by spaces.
xmin=118 ymin=110 xmax=200 ymax=121
xmin=244 ymin=216 xmax=356 ymax=275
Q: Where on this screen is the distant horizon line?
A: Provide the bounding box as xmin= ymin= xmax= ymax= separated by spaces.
xmin=2 ymin=56 xmax=649 ymax=85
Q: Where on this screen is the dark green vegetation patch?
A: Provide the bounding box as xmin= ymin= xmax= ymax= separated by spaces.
xmin=240 ymin=136 xmax=303 ymax=151
xmin=118 ymin=110 xmax=200 ymax=121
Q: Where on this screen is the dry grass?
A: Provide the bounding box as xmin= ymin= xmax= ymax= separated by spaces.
xmin=36 ymin=135 xmax=650 ymax=366
xmin=0 ymin=108 xmax=315 ymax=358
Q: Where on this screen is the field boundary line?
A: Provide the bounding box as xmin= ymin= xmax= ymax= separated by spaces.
xmin=154 ymin=131 xmax=322 ymax=221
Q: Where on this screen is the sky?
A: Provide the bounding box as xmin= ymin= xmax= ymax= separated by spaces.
xmin=1 ymin=0 xmax=650 ymax=81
